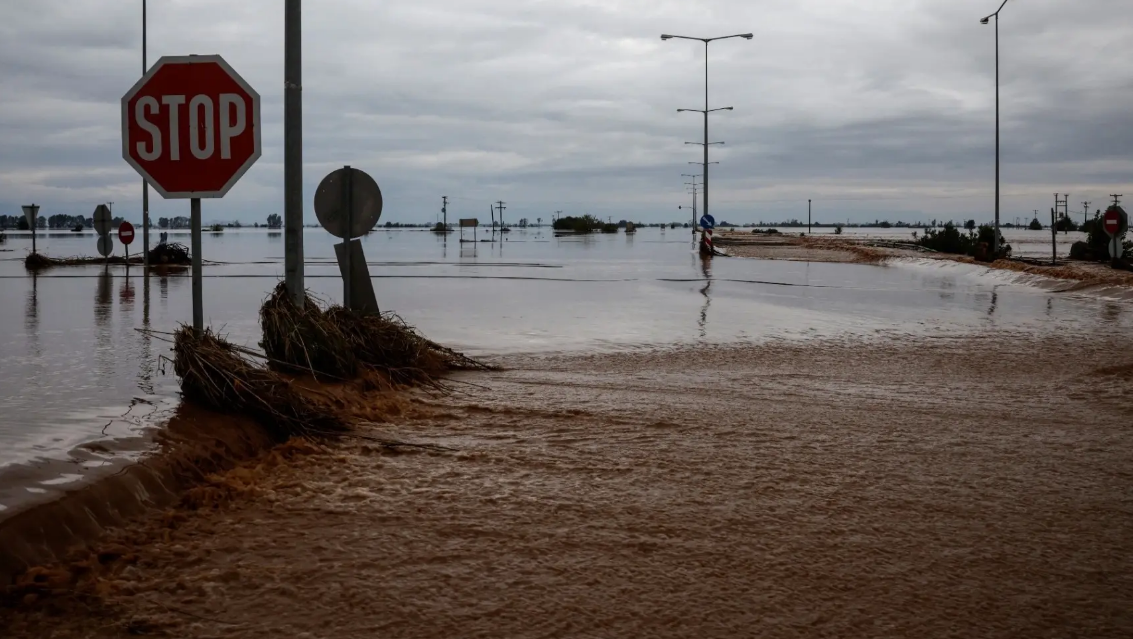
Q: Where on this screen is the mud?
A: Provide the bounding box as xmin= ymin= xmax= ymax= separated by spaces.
xmin=3 ymin=334 xmax=1133 ymax=638
xmin=747 ymin=233 xmax=1133 ymax=289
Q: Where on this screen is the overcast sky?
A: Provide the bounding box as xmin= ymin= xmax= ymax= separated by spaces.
xmin=1 ymin=0 xmax=1131 ymax=225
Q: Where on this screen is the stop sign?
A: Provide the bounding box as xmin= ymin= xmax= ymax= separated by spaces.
xmin=118 ymin=221 xmax=135 ymax=245
xmin=121 ymin=55 xmax=260 ymax=199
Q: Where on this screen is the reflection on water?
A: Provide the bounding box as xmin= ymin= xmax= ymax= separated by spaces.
xmin=699 ymin=257 xmax=712 ymax=338
xmin=24 ymin=273 xmax=39 ymax=360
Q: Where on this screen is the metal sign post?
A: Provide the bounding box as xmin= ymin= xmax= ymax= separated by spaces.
xmin=21 ymin=205 xmax=39 ymax=254
xmin=343 ymin=166 xmax=354 ymax=309
xmin=191 ymin=198 xmax=203 ymax=331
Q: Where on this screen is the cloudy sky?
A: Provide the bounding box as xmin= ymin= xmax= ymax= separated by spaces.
xmin=1 ymin=0 xmax=1131 ymax=226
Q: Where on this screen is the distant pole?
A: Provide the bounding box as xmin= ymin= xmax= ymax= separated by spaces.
xmin=1083 ymin=201 xmax=1090 ymax=226
xmin=141 ymin=0 xmax=150 ymax=268
xmin=496 ymin=201 xmax=506 ymax=230
xmin=284 ymin=0 xmax=305 ymax=306
xmin=191 ymin=198 xmax=203 ymax=332
xmin=1112 ymin=194 xmax=1123 ymax=207
xmin=442 ymin=195 xmax=448 ymax=230
xmin=808 ymin=199 xmax=812 ymax=234
xmin=1049 ymin=207 xmax=1056 ymax=265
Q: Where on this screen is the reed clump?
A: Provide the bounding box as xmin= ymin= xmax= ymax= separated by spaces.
xmin=172 ymin=325 xmax=349 ymax=439
xmin=259 ymin=283 xmax=358 ymax=379
xmin=259 ymin=282 xmax=496 ymax=385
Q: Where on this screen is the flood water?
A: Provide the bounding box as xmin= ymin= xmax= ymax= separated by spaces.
xmin=0 ymin=226 xmax=1130 ymax=515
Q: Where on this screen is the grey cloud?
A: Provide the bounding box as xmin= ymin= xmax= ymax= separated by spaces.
xmin=1 ymin=0 xmax=1131 ymax=226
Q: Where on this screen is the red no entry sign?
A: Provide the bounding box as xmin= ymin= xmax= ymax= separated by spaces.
xmin=1103 ymin=208 xmax=1121 ymax=236
xmin=118 ymin=221 xmax=136 ymax=245
xmin=121 ymin=55 xmax=261 ymax=199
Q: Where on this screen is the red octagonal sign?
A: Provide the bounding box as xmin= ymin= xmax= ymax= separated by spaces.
xmin=121 ymin=55 xmax=260 ymax=199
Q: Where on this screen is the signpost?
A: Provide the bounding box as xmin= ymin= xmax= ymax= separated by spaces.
xmin=314 ymin=166 xmax=382 ymax=313
xmin=121 ymin=54 xmax=261 ymax=332
xmin=459 ymin=218 xmax=479 ymax=243
xmin=21 ymin=205 xmax=39 ymax=254
xmin=119 ymin=221 xmax=136 ymax=261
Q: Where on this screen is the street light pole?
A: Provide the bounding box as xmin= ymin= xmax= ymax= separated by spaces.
xmin=662 ymin=33 xmax=752 ymax=232
xmin=981 ymin=0 xmax=1010 ymax=257
xmin=141 ymin=0 xmax=149 ymax=268
xmin=284 ymin=0 xmax=305 ymax=305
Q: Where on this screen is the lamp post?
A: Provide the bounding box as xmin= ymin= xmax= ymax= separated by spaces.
xmin=662 ymin=33 xmax=752 ymax=232
xmin=980 ymin=0 xmax=1010 ymax=257
xmin=141 ymin=0 xmax=149 ymax=268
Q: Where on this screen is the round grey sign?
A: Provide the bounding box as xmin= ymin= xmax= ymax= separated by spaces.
xmin=313 ymin=167 xmax=382 ymax=239
xmin=96 ymin=234 xmax=114 ymax=257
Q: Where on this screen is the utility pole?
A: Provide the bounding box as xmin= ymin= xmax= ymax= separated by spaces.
xmin=1054 ymin=193 xmax=1069 ymax=234
xmin=441 ymin=196 xmax=448 ymax=230
xmin=284 ymin=0 xmax=305 ymax=306
xmin=495 ymin=201 xmax=506 ymax=230
xmin=808 ymin=199 xmax=812 ymax=234
xmin=1111 ymin=194 xmax=1123 ymax=206
xmin=1082 ymin=201 xmax=1090 ymax=226
xmin=682 ymin=173 xmax=700 ymax=231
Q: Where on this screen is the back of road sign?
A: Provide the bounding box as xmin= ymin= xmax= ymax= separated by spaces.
xmin=313 ymin=167 xmax=383 ymax=239
xmin=93 ymin=205 xmax=113 ymax=236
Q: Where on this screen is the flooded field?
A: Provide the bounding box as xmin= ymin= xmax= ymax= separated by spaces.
xmin=1 ymin=227 xmax=1131 ymax=517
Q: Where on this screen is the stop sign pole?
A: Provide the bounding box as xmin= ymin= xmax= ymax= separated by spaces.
xmin=121 ymin=54 xmax=260 ymax=332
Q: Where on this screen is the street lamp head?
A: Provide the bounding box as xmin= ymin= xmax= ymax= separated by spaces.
xmin=980 ymin=16 xmax=990 ymax=24
xmin=660 ymin=34 xmax=673 ymax=40
xmin=741 ymin=33 xmax=753 ymax=39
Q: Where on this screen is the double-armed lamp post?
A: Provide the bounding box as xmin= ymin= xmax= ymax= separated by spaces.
xmin=661 ymin=33 xmax=752 ymax=228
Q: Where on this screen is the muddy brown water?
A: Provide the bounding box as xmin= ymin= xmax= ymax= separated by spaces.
xmin=4 ymin=334 xmax=1131 ymax=638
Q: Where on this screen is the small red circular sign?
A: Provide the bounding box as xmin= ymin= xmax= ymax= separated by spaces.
xmin=1103 ymin=209 xmax=1121 ymax=234
xmin=118 ymin=221 xmax=136 ymax=245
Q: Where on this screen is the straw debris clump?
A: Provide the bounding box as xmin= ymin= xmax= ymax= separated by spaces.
xmin=172 ymin=326 xmax=349 ymax=439
xmin=260 ymin=282 xmax=496 ymax=385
